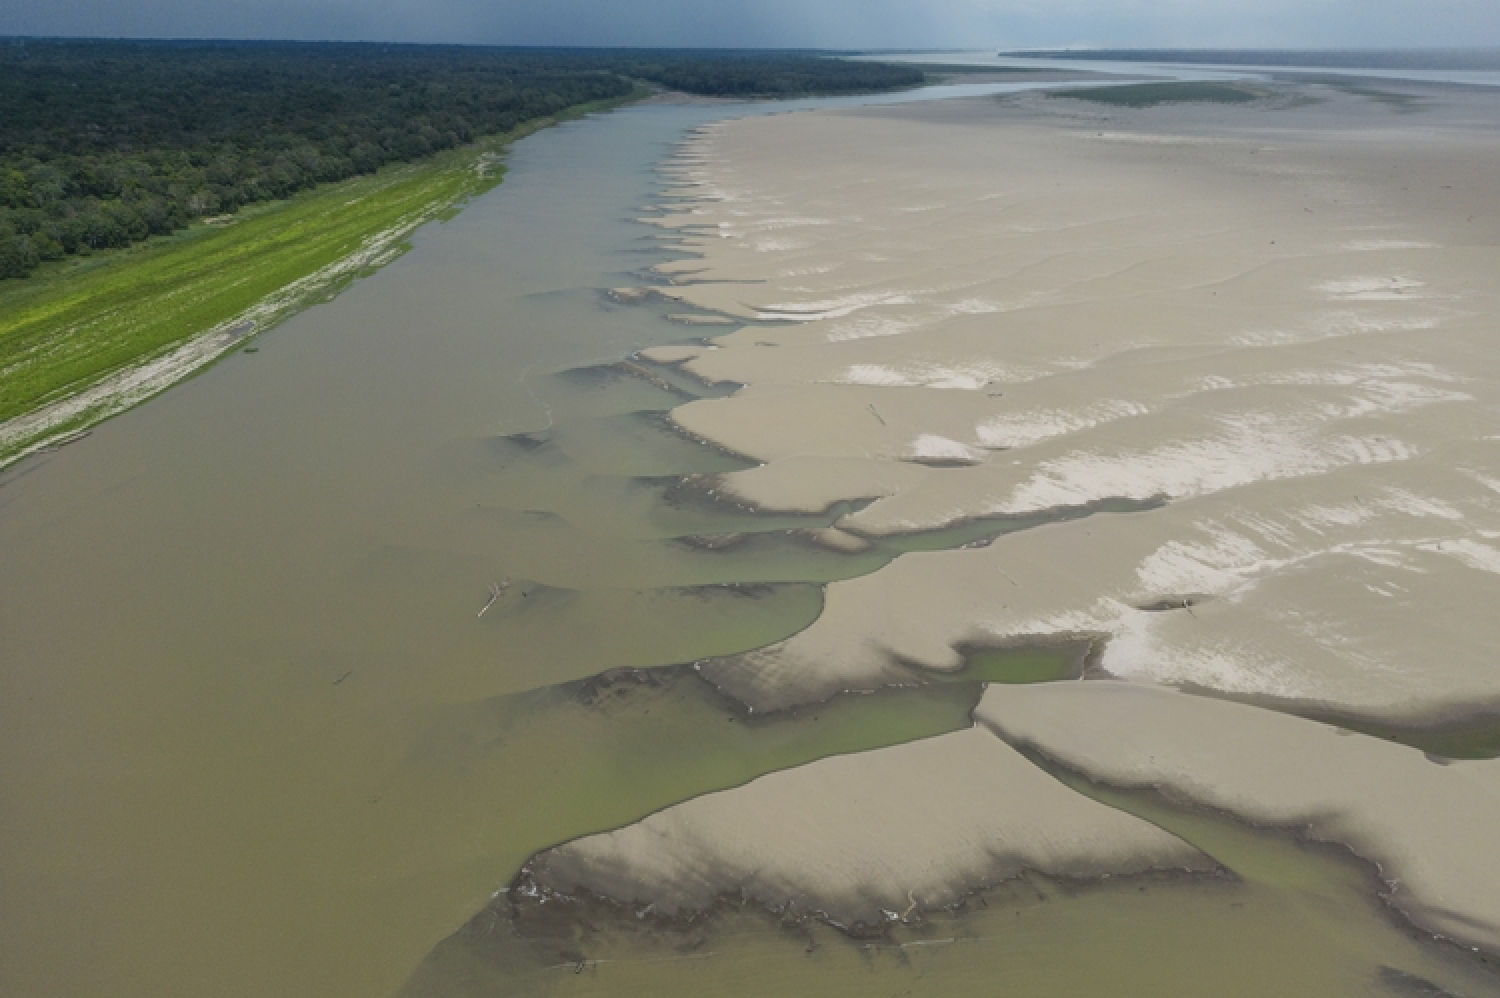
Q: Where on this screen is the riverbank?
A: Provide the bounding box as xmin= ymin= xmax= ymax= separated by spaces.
xmin=0 ymin=88 xmax=1065 ymax=998
xmin=0 ymin=87 xmax=648 ymax=468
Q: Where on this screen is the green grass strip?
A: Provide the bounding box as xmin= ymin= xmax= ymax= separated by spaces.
xmin=0 ymin=87 xmax=646 ymax=466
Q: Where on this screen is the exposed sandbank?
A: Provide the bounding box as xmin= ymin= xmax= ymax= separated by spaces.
xmin=642 ymin=83 xmax=1500 ymax=723
xmin=524 ymin=725 xmax=1212 ymax=931
xmin=699 ymin=454 xmax=1500 ymax=716
xmin=534 ymin=79 xmax=1500 ymax=965
xmin=978 ymin=681 xmax=1500 ymax=952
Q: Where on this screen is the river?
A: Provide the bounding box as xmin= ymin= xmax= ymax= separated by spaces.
xmin=0 ymin=87 xmax=1059 ymax=998
xmin=1 ymin=85 xmax=1495 ymax=998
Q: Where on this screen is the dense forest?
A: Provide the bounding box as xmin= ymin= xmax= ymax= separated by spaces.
xmin=0 ymin=41 xmax=923 ymax=278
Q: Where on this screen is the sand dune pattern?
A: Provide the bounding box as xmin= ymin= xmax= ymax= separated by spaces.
xmin=527 ymin=87 xmax=1500 ymax=952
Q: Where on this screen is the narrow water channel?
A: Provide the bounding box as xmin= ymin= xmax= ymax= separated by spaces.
xmin=2 ymin=86 xmax=1495 ymax=998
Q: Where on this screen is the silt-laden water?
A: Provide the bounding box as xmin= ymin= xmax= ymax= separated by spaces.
xmin=1 ymin=93 xmax=1495 ymax=998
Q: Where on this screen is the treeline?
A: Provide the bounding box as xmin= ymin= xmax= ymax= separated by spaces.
xmin=599 ymin=52 xmax=923 ymax=96
xmin=0 ymin=41 xmax=923 ymax=279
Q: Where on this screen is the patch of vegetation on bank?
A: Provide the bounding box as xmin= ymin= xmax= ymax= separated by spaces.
xmin=0 ymin=89 xmax=641 ymax=463
xmin=0 ymin=42 xmax=924 ymax=461
xmin=0 ymin=42 xmax=627 ymax=279
xmin=1052 ymin=82 xmax=1266 ymax=107
xmin=0 ymin=40 xmax=921 ymax=279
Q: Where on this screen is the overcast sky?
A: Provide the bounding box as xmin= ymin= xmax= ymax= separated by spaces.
xmin=4 ymin=0 xmax=1499 ymax=50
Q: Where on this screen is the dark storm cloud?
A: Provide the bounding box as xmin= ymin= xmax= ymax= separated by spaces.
xmin=3 ymin=0 xmax=1499 ymax=49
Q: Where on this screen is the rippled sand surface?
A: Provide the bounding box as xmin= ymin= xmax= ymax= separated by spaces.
xmin=979 ymin=681 xmax=1500 ymax=951
xmin=573 ymin=82 xmax=1500 ymax=951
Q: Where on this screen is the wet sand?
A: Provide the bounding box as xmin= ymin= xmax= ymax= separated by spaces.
xmin=560 ymin=80 xmax=1500 ymax=958
xmin=526 ymin=725 xmax=1212 ymax=930
xmin=979 ymin=681 xmax=1500 ymax=952
xmin=409 ymin=769 xmax=1499 ymax=998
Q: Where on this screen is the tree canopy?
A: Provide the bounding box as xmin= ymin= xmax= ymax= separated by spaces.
xmin=0 ymin=41 xmax=923 ymax=278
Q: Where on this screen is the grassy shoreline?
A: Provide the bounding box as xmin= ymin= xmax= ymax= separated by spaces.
xmin=0 ymin=85 xmax=649 ymax=468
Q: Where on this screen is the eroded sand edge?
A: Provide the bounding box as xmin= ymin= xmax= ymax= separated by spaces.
xmin=527 ymin=83 xmax=1500 ymax=954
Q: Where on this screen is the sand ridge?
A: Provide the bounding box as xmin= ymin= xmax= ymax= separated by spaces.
xmin=524 ymin=725 xmax=1214 ymax=930
xmin=700 ymin=448 xmax=1500 ymax=715
xmin=645 ymin=86 xmax=1500 ymax=720
xmin=522 ymin=83 xmax=1500 ymax=956
xmin=978 ymin=682 xmax=1500 ymax=952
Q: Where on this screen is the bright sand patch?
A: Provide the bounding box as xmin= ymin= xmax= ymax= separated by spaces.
xmin=572 ymin=82 xmax=1500 ymax=952
xmin=701 ymin=453 xmax=1500 ymax=713
xmin=978 ymin=681 xmax=1500 ymax=952
xmin=524 ymin=725 xmax=1212 ymax=928
xmin=647 ymin=87 xmax=1500 ymax=722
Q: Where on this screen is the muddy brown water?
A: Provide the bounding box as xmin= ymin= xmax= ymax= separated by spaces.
xmin=2 ymin=92 xmax=1497 ymax=998
xmin=0 ymin=90 xmax=1056 ymax=998
xmin=0 ymin=100 xmax=854 ymax=998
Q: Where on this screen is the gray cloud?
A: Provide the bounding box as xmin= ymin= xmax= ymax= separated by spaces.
xmin=3 ymin=0 xmax=1499 ymax=49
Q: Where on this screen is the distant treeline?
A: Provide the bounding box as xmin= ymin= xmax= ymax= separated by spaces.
xmin=1001 ymin=48 xmax=1500 ymax=70
xmin=0 ymin=41 xmax=923 ymax=278
xmin=602 ymin=52 xmax=922 ymax=95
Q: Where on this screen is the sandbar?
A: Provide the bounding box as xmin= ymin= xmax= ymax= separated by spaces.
xmin=532 ymin=79 xmax=1500 ymax=959
xmin=523 ymin=726 xmax=1212 ymax=930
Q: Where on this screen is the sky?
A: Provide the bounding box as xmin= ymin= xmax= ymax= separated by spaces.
xmin=3 ymin=0 xmax=1500 ymax=51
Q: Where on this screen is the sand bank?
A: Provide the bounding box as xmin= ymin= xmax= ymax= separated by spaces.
xmin=534 ymin=80 xmax=1500 ymax=959
xmin=701 ymin=450 xmax=1500 ymax=715
xmin=978 ymin=681 xmax=1500 ymax=952
xmin=524 ymin=725 xmax=1211 ymax=930
xmin=639 ymin=84 xmax=1500 ymax=724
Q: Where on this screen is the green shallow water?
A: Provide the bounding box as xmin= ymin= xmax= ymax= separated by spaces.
xmin=375 ymin=670 xmax=983 ymax=910
xmin=2 ymin=88 xmax=1493 ymax=998
xmin=0 ymin=92 xmax=1111 ymax=998
xmin=402 ymin=757 xmax=1500 ymax=998
xmin=0 ymin=102 xmax=882 ymax=998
